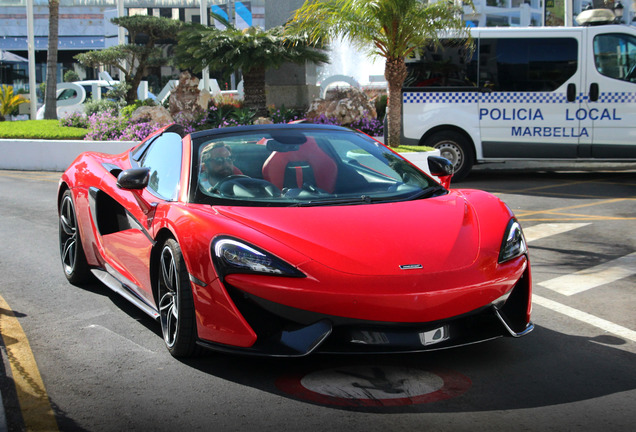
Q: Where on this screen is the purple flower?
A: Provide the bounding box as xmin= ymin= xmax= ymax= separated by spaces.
xmin=84 ymin=111 xmax=166 ymax=141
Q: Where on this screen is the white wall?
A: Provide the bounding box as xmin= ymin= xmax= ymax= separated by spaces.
xmin=0 ymin=139 xmax=136 ymax=172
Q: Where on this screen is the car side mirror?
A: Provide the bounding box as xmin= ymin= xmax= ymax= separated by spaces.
xmin=117 ymin=168 xmax=150 ymax=190
xmin=427 ymin=156 xmax=454 ymax=189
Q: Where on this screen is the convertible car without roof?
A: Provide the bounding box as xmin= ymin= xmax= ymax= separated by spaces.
xmin=58 ymin=123 xmax=533 ymax=357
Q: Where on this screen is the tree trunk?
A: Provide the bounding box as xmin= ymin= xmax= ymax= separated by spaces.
xmin=44 ymin=0 xmax=60 ymax=120
xmin=126 ymin=70 xmax=144 ymax=104
xmin=384 ymin=57 xmax=407 ymax=148
xmin=126 ymin=38 xmax=151 ymax=104
xmin=242 ymin=66 xmax=267 ymax=117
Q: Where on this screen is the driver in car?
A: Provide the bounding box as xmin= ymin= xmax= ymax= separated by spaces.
xmin=200 ymin=142 xmax=242 ymax=192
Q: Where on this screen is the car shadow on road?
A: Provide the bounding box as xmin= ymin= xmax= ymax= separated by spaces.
xmin=177 ymin=324 xmax=636 ymax=414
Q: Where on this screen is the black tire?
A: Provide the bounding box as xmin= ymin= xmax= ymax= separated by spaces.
xmin=157 ymin=238 xmax=199 ymax=358
xmin=424 ymin=131 xmax=475 ymax=181
xmin=59 ymin=190 xmax=92 ymax=285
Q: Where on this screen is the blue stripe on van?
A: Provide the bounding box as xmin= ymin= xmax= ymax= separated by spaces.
xmin=404 ymin=91 xmax=636 ymax=104
xmin=596 ymin=92 xmax=636 ymax=103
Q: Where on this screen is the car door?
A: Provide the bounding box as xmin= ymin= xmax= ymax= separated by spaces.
xmin=99 ymin=132 xmax=183 ymax=306
xmin=584 ymin=27 xmax=636 ymax=158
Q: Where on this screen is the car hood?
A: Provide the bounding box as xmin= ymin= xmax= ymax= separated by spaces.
xmin=216 ymin=193 xmax=481 ymax=276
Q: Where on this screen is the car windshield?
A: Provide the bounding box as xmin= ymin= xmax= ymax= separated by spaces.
xmin=190 ymin=126 xmax=444 ymax=207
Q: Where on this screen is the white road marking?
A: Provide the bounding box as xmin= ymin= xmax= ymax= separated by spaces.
xmin=533 ymin=294 xmax=636 ymax=343
xmin=523 ymin=222 xmax=591 ymax=243
xmin=538 ymin=252 xmax=636 ymax=296
xmin=526 ymin=223 xmax=635 ymax=343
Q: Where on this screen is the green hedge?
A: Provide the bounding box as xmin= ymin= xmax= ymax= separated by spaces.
xmin=0 ymin=120 xmax=87 ymax=140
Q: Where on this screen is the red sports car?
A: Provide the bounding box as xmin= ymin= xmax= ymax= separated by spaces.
xmin=58 ymin=123 xmax=533 ymax=357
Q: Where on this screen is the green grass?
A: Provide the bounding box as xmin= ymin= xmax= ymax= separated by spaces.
xmin=0 ymin=120 xmax=87 ymax=140
xmin=396 ymin=144 xmax=435 ymax=152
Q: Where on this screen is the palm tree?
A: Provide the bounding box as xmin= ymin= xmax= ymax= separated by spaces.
xmin=44 ymin=0 xmax=60 ymax=120
xmin=176 ymin=20 xmax=328 ymax=117
xmin=76 ymin=16 xmax=183 ymax=104
xmin=0 ymin=85 xmax=29 ymax=121
xmin=288 ymin=0 xmax=469 ymax=147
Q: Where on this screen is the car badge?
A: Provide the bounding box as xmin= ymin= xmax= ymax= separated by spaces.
xmin=399 ymin=264 xmax=423 ymax=270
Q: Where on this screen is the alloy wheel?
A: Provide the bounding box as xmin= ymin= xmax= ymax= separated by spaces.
xmin=59 ymin=195 xmax=78 ymax=276
xmin=159 ymin=245 xmax=179 ymax=348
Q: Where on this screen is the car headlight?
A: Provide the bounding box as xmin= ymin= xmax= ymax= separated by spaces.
xmin=212 ymin=238 xmax=305 ymax=278
xmin=499 ymin=219 xmax=528 ymax=263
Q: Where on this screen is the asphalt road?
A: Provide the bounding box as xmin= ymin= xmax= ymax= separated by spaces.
xmin=0 ymin=164 xmax=635 ymax=432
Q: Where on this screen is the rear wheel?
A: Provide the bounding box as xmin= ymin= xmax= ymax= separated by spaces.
xmin=59 ymin=190 xmax=92 ymax=285
xmin=424 ymin=131 xmax=474 ymax=181
xmin=158 ymin=238 xmax=199 ymax=357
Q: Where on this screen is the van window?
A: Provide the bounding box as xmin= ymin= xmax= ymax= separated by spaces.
xmin=479 ymin=37 xmax=578 ymax=91
xmin=405 ymin=39 xmax=477 ymax=88
xmin=593 ymin=33 xmax=636 ymax=83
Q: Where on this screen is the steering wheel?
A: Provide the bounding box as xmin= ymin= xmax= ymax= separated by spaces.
xmin=213 ymin=175 xmax=281 ymax=198
xmin=212 ymin=175 xmax=249 ymax=190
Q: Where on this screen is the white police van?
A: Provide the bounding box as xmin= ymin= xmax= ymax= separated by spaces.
xmin=402 ymin=10 xmax=636 ymax=179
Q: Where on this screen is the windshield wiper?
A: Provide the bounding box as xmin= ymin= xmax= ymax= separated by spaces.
xmin=292 ymin=196 xmax=371 ymax=207
xmin=407 ymin=185 xmax=447 ymax=200
xmin=292 ymin=186 xmax=446 ymax=207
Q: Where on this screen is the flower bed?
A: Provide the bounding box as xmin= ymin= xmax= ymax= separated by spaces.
xmin=60 ymin=103 xmax=384 ymax=142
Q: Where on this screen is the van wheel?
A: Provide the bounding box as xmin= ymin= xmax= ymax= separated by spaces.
xmin=424 ymin=131 xmax=474 ymax=181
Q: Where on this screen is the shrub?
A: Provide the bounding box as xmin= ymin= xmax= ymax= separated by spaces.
xmin=84 ymin=98 xmax=120 ymax=116
xmin=59 ymin=112 xmax=89 ymax=129
xmin=119 ymin=103 xmax=140 ymax=120
xmin=350 ymin=115 xmax=384 ymax=137
xmin=232 ymin=107 xmax=257 ymax=125
xmin=200 ymin=104 xmax=238 ymax=129
xmin=269 ymin=105 xmax=302 ymax=124
xmin=84 ymin=111 xmax=123 ymax=140
xmin=117 ymin=121 xmax=160 ymax=141
xmin=83 ymin=110 xmax=164 ymax=141
xmin=172 ymin=112 xmax=202 ymax=135
xmin=310 ymin=113 xmax=340 ymax=126
xmin=308 ymin=112 xmax=383 ymax=137
xmin=375 ymin=94 xmax=387 ymax=121
xmin=64 ymin=70 xmax=80 ymax=82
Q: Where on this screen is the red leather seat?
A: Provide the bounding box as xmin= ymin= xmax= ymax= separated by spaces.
xmin=262 ymin=138 xmax=337 ymax=192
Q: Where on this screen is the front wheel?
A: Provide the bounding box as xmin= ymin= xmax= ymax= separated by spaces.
xmin=158 ymin=238 xmax=199 ymax=358
xmin=424 ymin=131 xmax=474 ymax=181
xmin=59 ymin=190 xmax=92 ymax=285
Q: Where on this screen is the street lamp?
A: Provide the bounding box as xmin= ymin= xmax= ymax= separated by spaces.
xmin=613 ymin=1 xmax=624 ymax=23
